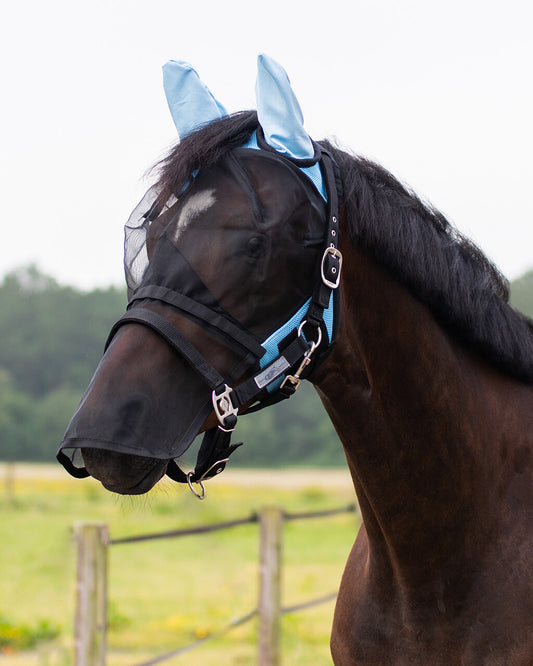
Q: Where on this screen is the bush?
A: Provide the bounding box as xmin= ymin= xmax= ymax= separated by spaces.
xmin=0 ymin=613 xmax=60 ymax=651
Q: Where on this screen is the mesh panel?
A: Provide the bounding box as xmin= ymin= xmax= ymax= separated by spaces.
xmin=123 ymin=187 xmax=178 ymax=296
xmin=124 ymin=132 xmax=326 ymax=296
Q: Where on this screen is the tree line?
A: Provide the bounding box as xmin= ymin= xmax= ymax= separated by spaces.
xmin=0 ymin=265 xmax=532 ymax=466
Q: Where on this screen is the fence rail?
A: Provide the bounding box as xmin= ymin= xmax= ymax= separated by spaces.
xmin=74 ymin=504 xmax=357 ymax=665
xmin=110 ymin=514 xmax=259 ymax=545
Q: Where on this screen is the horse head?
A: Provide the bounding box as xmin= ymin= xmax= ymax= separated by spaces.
xmin=58 ymin=56 xmax=340 ymax=494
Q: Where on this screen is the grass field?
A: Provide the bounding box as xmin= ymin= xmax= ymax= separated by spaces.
xmin=0 ymin=464 xmax=359 ymax=665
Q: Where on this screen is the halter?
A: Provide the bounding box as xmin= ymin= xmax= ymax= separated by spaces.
xmin=58 ymin=141 xmax=342 ymax=497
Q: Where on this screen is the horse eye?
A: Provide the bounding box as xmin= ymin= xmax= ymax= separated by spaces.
xmin=247 ymin=236 xmax=266 ymax=258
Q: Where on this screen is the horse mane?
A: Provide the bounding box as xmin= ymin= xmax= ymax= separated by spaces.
xmin=152 ymin=112 xmax=533 ymax=384
xmin=153 ymin=110 xmax=259 ymax=203
xmin=322 ymin=140 xmax=533 ymax=384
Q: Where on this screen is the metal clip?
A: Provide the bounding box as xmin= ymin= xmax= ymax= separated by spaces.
xmin=280 ymin=374 xmax=301 ymax=392
xmin=280 ymin=322 xmax=321 ymax=393
xmin=321 ymin=246 xmax=343 ymax=289
xmin=212 ymin=384 xmax=238 ymax=428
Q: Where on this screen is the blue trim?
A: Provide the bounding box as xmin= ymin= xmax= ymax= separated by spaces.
xmin=260 ymin=298 xmax=311 ymax=368
xmin=260 ymin=298 xmax=310 ymax=392
xmin=258 ymin=293 xmax=334 ymax=393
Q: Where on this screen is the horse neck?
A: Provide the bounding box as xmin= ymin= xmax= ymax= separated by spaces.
xmin=313 ymin=244 xmax=525 ymax=584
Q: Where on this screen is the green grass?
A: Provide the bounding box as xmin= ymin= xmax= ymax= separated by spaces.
xmin=0 ymin=466 xmax=358 ymax=665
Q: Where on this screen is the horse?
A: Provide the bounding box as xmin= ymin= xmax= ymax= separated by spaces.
xmin=58 ymin=56 xmax=533 ymax=663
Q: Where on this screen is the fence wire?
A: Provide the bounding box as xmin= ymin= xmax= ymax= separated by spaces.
xmin=131 ymin=591 xmax=340 ymax=666
xmin=132 ymin=609 xmax=258 ymax=666
xmin=94 ymin=504 xmax=356 ymax=664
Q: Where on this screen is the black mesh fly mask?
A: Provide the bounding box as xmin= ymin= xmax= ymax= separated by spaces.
xmin=58 ymin=141 xmax=342 ymax=497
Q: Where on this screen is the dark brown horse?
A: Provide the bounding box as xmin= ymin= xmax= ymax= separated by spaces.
xmin=58 ymin=106 xmax=533 ymax=662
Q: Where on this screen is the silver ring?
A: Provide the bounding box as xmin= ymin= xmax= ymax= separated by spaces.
xmin=297 ymin=319 xmax=322 ymax=352
xmin=187 ymin=472 xmax=206 ymax=500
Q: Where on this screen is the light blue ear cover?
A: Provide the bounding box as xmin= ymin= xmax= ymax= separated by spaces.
xmin=163 ymin=60 xmax=227 ymax=139
xmin=249 ymin=54 xmax=326 ymax=200
xmin=255 ymin=54 xmax=315 ymax=160
xmin=162 ymin=55 xmax=325 ymax=198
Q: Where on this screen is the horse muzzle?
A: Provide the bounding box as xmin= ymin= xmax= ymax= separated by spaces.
xmin=56 ymin=323 xmax=216 ymax=493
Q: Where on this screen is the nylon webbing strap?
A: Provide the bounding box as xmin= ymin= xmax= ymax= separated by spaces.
xmin=306 ymin=151 xmax=342 ymax=329
xmin=130 ymin=285 xmax=265 ymax=359
xmin=106 ymin=308 xmax=226 ymax=390
xmin=232 ymin=335 xmax=309 ymax=407
xmin=166 ymin=413 xmax=243 ymax=486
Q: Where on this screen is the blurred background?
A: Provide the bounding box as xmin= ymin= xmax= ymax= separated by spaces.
xmin=1 ymin=0 xmax=532 ymax=469
xmin=1 ymin=0 xmax=531 ymax=663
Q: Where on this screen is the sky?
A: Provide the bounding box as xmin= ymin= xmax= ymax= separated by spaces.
xmin=1 ymin=0 xmax=532 ymax=289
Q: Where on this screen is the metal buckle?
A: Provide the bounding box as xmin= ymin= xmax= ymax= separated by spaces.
xmin=212 ymin=384 xmax=238 ymax=428
xmin=321 ymin=246 xmax=343 ymax=289
xmin=198 ymin=459 xmax=229 ymax=481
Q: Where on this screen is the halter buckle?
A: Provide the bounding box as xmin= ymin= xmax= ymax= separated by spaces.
xmin=198 ymin=459 xmax=230 ymax=481
xmin=212 ymin=384 xmax=238 ymax=428
xmin=321 ymin=246 xmax=343 ymax=289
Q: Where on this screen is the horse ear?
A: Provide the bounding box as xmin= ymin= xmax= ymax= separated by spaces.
xmin=255 ymin=54 xmax=315 ymax=160
xmin=163 ymin=60 xmax=228 ymax=139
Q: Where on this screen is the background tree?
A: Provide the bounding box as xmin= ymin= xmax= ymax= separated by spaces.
xmin=0 ymin=265 xmax=531 ymax=465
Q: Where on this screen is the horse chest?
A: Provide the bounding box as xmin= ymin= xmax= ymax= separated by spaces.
xmin=331 ymin=527 xmax=533 ymax=665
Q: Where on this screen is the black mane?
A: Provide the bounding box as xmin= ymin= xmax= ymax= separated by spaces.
xmin=153 ymin=112 xmax=533 ymax=383
xmin=322 ymin=141 xmax=533 ymax=383
xmin=153 ymin=111 xmax=259 ymax=203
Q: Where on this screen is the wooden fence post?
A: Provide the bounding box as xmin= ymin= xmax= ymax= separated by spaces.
xmin=258 ymin=506 xmax=283 ymax=666
xmin=73 ymin=522 xmax=108 ymax=666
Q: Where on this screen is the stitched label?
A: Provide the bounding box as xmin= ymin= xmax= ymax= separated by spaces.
xmin=254 ymin=356 xmax=290 ymax=389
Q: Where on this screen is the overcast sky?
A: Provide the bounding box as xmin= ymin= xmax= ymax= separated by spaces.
xmin=2 ymin=0 xmax=532 ymax=289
